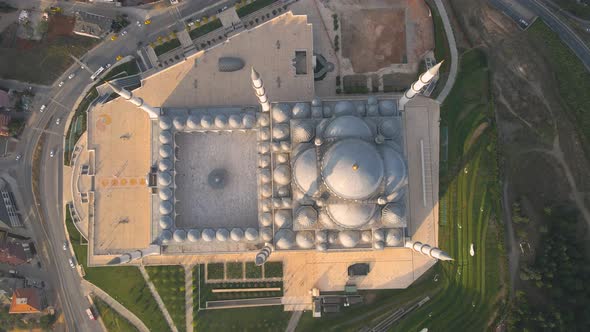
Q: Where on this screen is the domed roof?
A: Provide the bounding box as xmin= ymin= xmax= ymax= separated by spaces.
xmin=379 ymin=145 xmax=407 ymax=196
xmin=259 ymin=213 xmax=272 ymax=226
xmin=173 ymin=116 xmax=186 ymax=130
xmin=158 ymin=172 xmax=172 ymax=186
xmin=382 ymin=203 xmax=406 ymax=227
xmin=174 ymin=229 xmax=186 ymax=242
xmin=385 ymin=228 xmax=403 ymax=246
xmin=322 ymin=139 xmax=384 ymax=200
xmin=202 ymin=228 xmax=215 ymax=242
xmin=272 ymin=124 xmax=290 ymax=140
xmin=311 ymin=97 xmax=322 ymax=106
xmin=280 ymin=141 xmax=291 ymax=151
xmin=316 ymin=230 xmax=328 ymax=243
xmin=276 ymin=154 xmax=288 ymax=164
xmin=159 ymin=201 xmax=173 ymax=215
xmin=258 ymin=142 xmax=270 ymax=154
xmin=379 ymin=119 xmax=399 ymax=138
xmin=161 ymin=230 xmax=172 ymax=243
xmin=328 ymin=232 xmax=338 ymax=244
xmin=273 ymin=165 xmax=291 ymax=185
xmin=379 ymin=100 xmax=397 ymax=116
xmin=373 ymin=240 xmax=384 ymax=250
xmin=159 ymin=116 xmax=172 ymax=130
xmin=296 ymin=231 xmax=315 ymax=249
xmin=214 ymin=114 xmax=228 ymax=128
xmin=187 ymin=114 xmax=201 ymax=129
xmin=367 ymin=104 xmax=379 ymax=116
xmin=293 ymin=148 xmax=318 ymax=196
xmin=292 ymin=122 xmax=315 ymax=143
xmin=339 ymin=230 xmax=360 ymax=248
xmin=318 ymin=210 xmax=337 ymax=228
xmin=260 ymin=183 xmax=272 ymax=198
xmin=159 ymin=145 xmax=173 ymax=158
xmin=159 ymin=158 xmax=173 ymax=171
xmin=292 ymin=103 xmax=311 ymax=118
xmin=334 ymin=101 xmax=356 ymax=116
xmin=277 ymin=186 xmax=290 ymax=197
xmin=272 ymin=103 xmax=292 ymax=123
xmin=258 ymin=168 xmax=271 ymax=183
xmin=373 ymin=229 xmax=385 ymax=241
xmin=260 ymin=227 xmax=273 ymax=241
xmin=367 ymin=96 xmax=378 ymax=105
xmin=324 ymin=116 xmax=372 ymax=139
xmin=327 ymin=203 xmax=377 ymax=228
xmin=259 ymin=155 xmax=271 ymax=168
xmin=323 ymin=106 xmax=332 ymax=117
xmin=258 ymin=113 xmax=270 ymax=126
xmin=316 ymin=242 xmax=328 ymax=251
xmin=275 ymin=229 xmax=295 ymax=249
xmin=243 ymin=114 xmax=256 ymax=128
xmin=216 ymin=228 xmax=229 ymax=241
xmin=159 ymin=216 xmax=173 ymax=229
xmin=245 ymin=228 xmax=258 ymax=241
xmin=361 ymin=230 xmax=372 ymax=242
xmin=230 ymin=228 xmax=244 ymax=241
xmin=261 ymin=199 xmax=271 ymax=212
xmin=228 ymin=114 xmax=242 ymax=128
xmin=356 ymin=104 xmax=366 ymax=116
xmin=159 ymin=188 xmax=173 ymax=200
xmin=159 ymin=130 xmax=172 ymax=144
xmin=274 ymin=210 xmax=292 ymax=228
xmin=188 ymin=229 xmax=200 ymax=242
xmin=201 ymin=115 xmax=213 ymax=128
xmin=295 ymin=206 xmax=317 ymax=228
xmin=259 ymin=127 xmax=270 ymax=141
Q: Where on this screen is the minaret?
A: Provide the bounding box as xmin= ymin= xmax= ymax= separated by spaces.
xmin=398 ymin=61 xmax=443 ymax=110
xmin=251 ymin=67 xmax=270 ymax=112
xmin=255 ymin=243 xmax=274 ymax=266
xmin=405 ymin=241 xmax=453 ymax=261
xmin=106 ymin=81 xmax=160 ymax=119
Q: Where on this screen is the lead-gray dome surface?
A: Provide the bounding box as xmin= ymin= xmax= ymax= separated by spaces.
xmin=327 ymin=203 xmax=377 ymax=228
xmin=323 ymin=116 xmax=372 ymax=139
xmin=293 ymin=148 xmax=319 ymax=196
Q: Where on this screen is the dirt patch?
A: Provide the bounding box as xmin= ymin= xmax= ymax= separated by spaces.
xmin=47 ymin=14 xmax=75 ymax=39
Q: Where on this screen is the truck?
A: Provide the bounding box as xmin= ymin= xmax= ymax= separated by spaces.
xmin=86 ymin=308 xmax=95 ymax=320
xmin=90 ymin=66 xmax=105 ymax=81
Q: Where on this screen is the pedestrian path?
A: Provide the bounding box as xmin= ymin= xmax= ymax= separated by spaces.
xmin=185 ymin=265 xmax=194 ymax=332
xmin=139 ymin=265 xmax=179 ymax=332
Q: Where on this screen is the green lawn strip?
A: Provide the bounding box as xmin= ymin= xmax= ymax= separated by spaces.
xmin=263 ymin=261 xmax=283 ymax=278
xmin=196 ymin=305 xmax=290 ymax=332
xmin=226 ymin=262 xmax=243 ymax=279
xmin=207 ymin=263 xmax=224 ymax=280
xmin=93 ymin=296 xmax=139 ymax=332
xmin=245 ymin=262 xmax=262 ymax=279
xmin=236 ymin=0 xmax=278 ymax=18
xmin=154 ymin=38 xmax=181 ymax=56
xmin=189 ymin=19 xmax=222 ymax=40
xmin=145 ymin=266 xmax=186 ymax=332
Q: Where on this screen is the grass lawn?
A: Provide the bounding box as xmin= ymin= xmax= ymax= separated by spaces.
xmin=93 ymin=296 xmax=139 ymax=332
xmin=188 ymin=19 xmax=222 ymax=40
xmin=555 ymin=0 xmax=590 ymax=20
xmin=263 ymin=261 xmax=283 ymax=278
xmin=196 ymin=305 xmax=290 ymax=331
xmin=146 ymin=266 xmax=186 ymax=332
xmin=154 ymin=38 xmax=181 ymax=56
xmin=425 ymin=0 xmax=451 ymax=97
xmin=207 ymin=263 xmax=224 ymax=280
xmin=245 ymin=262 xmax=262 ymax=279
xmin=236 ymin=0 xmax=278 ymax=18
xmin=226 ymin=262 xmax=243 ymax=279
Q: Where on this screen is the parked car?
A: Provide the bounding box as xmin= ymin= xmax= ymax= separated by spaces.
xmin=40 ymin=105 xmax=46 ymax=112
xmin=105 ymin=63 xmax=112 ymax=69
xmin=55 ymin=117 xmax=61 ymax=125
xmin=136 ymin=21 xmax=142 ymax=27
xmin=188 ymin=21 xmax=195 ymax=26
xmin=121 ymin=30 xmax=127 ymax=36
xmin=63 ymin=241 xmax=68 ymax=250
xmin=68 ymin=258 xmax=75 ymax=268
xmin=15 ymin=154 xmax=21 ymax=161
xmin=68 ymin=73 xmax=75 ymax=79
xmin=86 ymin=308 xmax=96 ymax=320
xmin=58 ymin=81 xmax=64 ymax=87
xmin=50 ymin=149 xmax=55 ymax=158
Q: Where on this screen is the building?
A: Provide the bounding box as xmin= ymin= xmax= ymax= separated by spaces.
xmin=9 ymin=288 xmax=43 ymax=314
xmin=0 ymin=190 xmax=23 ymax=228
xmin=0 ymin=231 xmax=30 ymax=265
xmin=0 ymin=113 xmax=10 ymax=137
xmin=73 ymin=11 xmax=112 ymax=39
xmin=0 ymin=90 xmax=9 ymax=111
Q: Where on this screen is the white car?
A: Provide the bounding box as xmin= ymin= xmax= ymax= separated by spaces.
xmin=63 ymin=241 xmax=68 ymax=250
xmin=68 ymin=73 xmax=75 ymax=79
xmin=15 ymin=154 xmax=21 ymax=161
xmin=58 ymin=81 xmax=64 ymax=87
xmin=106 ymin=63 xmax=112 ymax=69
xmin=69 ymin=258 xmax=75 ymax=268
xmin=136 ymin=21 xmax=142 ymax=27
xmin=55 ymin=117 xmax=61 ymax=125
xmin=40 ymin=105 xmax=46 ymax=112
xmin=188 ymin=21 xmax=195 ymax=26
xmin=50 ymin=149 xmax=55 ymax=158
xmin=121 ymin=30 xmax=127 ymax=36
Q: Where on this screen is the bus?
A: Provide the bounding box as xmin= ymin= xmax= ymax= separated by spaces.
xmin=90 ymin=66 xmax=105 ymax=81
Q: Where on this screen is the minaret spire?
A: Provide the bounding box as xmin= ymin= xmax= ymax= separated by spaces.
xmin=255 ymin=243 xmax=274 ymax=266
xmin=398 ymin=61 xmax=443 ymax=110
xmin=106 ymin=80 xmax=160 ymax=119
xmin=405 ymin=240 xmax=453 ymax=261
xmin=251 ymin=67 xmax=270 ymax=112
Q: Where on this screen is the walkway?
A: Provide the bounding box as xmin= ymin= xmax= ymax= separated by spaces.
xmin=433 ymin=0 xmax=458 ymax=103
xmin=82 ymin=280 xmax=150 ymax=332
xmin=285 ymin=310 xmax=303 ymax=332
xmin=139 ymin=265 xmax=179 ymax=332
xmin=185 ymin=265 xmax=194 ymax=332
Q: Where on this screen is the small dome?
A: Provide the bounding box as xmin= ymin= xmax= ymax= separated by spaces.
xmin=159 ymin=116 xmax=172 ymax=130
xmin=259 ymin=213 xmax=272 ymax=226
xmin=158 ymin=159 xmax=173 ymax=172
xmin=270 ymin=142 xmax=281 ymax=152
xmin=202 ymin=228 xmax=215 ymax=242
xmin=373 ymin=240 xmax=384 ymax=250
xmin=230 ymin=228 xmax=244 ymax=241
xmin=379 ymin=100 xmax=397 ymax=116
xmin=361 ymin=230 xmax=372 ymax=242
xmin=258 ymin=113 xmax=270 ymax=126
xmin=159 ymin=201 xmax=173 ymax=215
xmin=243 ymin=114 xmax=256 ymax=128
xmin=382 ymin=203 xmax=406 ymax=227
xmin=275 ymin=229 xmax=295 ymax=249
xmin=159 ymin=188 xmax=173 ymax=200
xmin=159 ymin=145 xmax=173 ymax=158
xmin=188 ymin=229 xmax=200 ymax=242
xmin=273 ymin=165 xmax=291 ymax=185
xmin=261 ymin=183 xmax=272 ymax=198
xmin=274 ymin=210 xmax=292 ymax=228
xmin=292 ymin=103 xmax=311 ymax=118
xmin=276 ymin=154 xmax=289 ymax=164
xmin=173 ymin=116 xmax=186 ymax=130
xmin=356 ymin=104 xmax=366 ymax=116
xmin=245 ymin=228 xmax=258 ymax=241
xmin=161 ymin=230 xmax=172 ymax=243
xmin=293 ymin=148 xmax=319 ymax=196
xmin=373 ymin=229 xmax=385 ymax=241
xmin=379 ymin=119 xmax=399 ymax=138
xmin=328 ymin=232 xmax=338 ymax=244
xmin=229 ymin=114 xmax=242 ymax=128
xmin=367 ymin=104 xmax=379 ymax=116
xmin=277 ymin=186 xmax=290 ymax=197
xmin=281 ymin=197 xmax=292 ymax=209
xmin=367 ymin=96 xmax=378 ymax=105
xmin=187 ymin=114 xmax=201 ymax=129
xmin=339 ymin=230 xmax=360 ymax=248
xmin=312 ymin=106 xmax=323 ymax=118
xmin=316 ymin=242 xmax=328 ymax=251
xmin=159 ymin=130 xmax=172 ymax=144
xmin=272 ymin=198 xmax=282 ymax=209
xmin=316 ymin=230 xmax=328 ymax=243
xmin=385 ymin=228 xmax=403 ymax=246
xmin=311 ymin=97 xmax=322 ymax=107
xmin=159 ymin=216 xmax=173 ymax=229
xmin=334 ymin=101 xmax=356 ymax=116
xmin=158 ymin=172 xmax=172 ymax=186
xmin=214 ymin=114 xmax=228 ymax=128
xmin=201 ymin=115 xmax=213 ymax=128
xmin=296 ymin=231 xmax=315 ymax=249
xmin=272 ymin=124 xmax=290 ymax=140
xmin=216 ymin=228 xmax=229 ymax=241
xmin=259 ymin=127 xmax=270 ymax=141
xmin=280 ymin=141 xmax=291 ymax=151
xmin=174 ymin=229 xmax=187 ymax=242
xmin=259 ymin=168 xmax=271 ymax=183
xmin=323 ymin=106 xmax=332 ymax=117
xmin=295 ymin=206 xmax=317 ymax=228
xmin=292 ymin=122 xmax=315 ymax=143
xmin=324 ymin=116 xmax=373 ymax=139
xmin=259 ymin=155 xmax=270 ymax=168
xmin=258 ymin=142 xmax=270 ymax=154
xmin=261 ymin=199 xmax=271 ymax=212
xmin=260 ymin=227 xmax=273 ymax=241
xmin=272 ymin=103 xmax=292 ymax=123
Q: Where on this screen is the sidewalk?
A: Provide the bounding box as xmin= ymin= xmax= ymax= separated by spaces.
xmin=139 ymin=265 xmax=179 ymax=332
xmin=185 ymin=265 xmax=194 ymax=332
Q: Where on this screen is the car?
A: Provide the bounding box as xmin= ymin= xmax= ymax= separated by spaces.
xmin=50 ymin=149 xmax=55 ymax=158
xmin=144 ymin=19 xmax=151 ymax=25
xmin=68 ymin=258 xmax=75 ymax=268
xmin=116 ymin=55 xmax=123 ymax=61
xmin=40 ymin=105 xmax=46 ymax=112
xmin=195 ymin=18 xmax=201 ymax=23
xmin=55 ymin=117 xmax=61 ymax=125
xmin=106 ymin=63 xmax=112 ymax=69
xmin=15 ymin=154 xmax=21 ymax=161
xmin=68 ymin=73 xmax=75 ymax=79
xmin=86 ymin=308 xmax=96 ymax=320
xmin=58 ymin=81 xmax=64 ymax=87
xmin=63 ymin=241 xmax=68 ymax=250
xmin=188 ymin=21 xmax=195 ymax=26
xmin=121 ymin=30 xmax=127 ymax=36
xmin=136 ymin=21 xmax=142 ymax=27
xmin=111 ymin=34 xmax=118 ymax=41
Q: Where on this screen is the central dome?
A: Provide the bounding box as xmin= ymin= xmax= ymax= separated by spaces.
xmin=321 ymin=139 xmax=384 ymax=200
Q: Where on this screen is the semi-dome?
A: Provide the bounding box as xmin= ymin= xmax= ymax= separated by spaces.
xmin=280 ymin=141 xmax=291 ymax=151
xmin=259 ymin=155 xmax=270 ymax=168
xmin=379 ymin=119 xmax=399 ymax=138
xmin=230 ymin=228 xmax=244 ymax=241
xmin=361 ymin=230 xmax=372 ymax=242
xmin=275 ymin=229 xmax=295 ymax=249
xmin=334 ymin=101 xmax=356 ymax=116
xmin=323 ymin=116 xmax=372 ymax=139
xmin=159 ymin=188 xmax=173 ymax=200
xmin=328 ymin=232 xmax=338 ymax=244
xmin=379 ymin=145 xmax=407 ymax=196
xmin=258 ymin=113 xmax=270 ymax=126
xmin=174 ymin=229 xmax=187 ymax=242
xmin=274 ymin=210 xmax=292 ymax=228
xmin=326 ymin=203 xmax=377 ymax=228
xmin=272 ymin=103 xmax=292 ymax=123
xmin=373 ymin=240 xmax=384 ymax=250
xmin=385 ymin=228 xmax=403 ymax=246
xmin=292 ymin=103 xmax=311 ymax=118
xmin=201 ymin=115 xmax=213 ymax=128
xmin=202 ymin=228 xmax=215 ymax=242
xmin=259 ymin=168 xmax=271 ymax=183
xmin=339 ymin=230 xmax=360 ymax=248
xmin=245 ymin=228 xmax=258 ymax=241
xmin=161 ymin=230 xmax=172 ymax=243
xmin=158 ymin=172 xmax=172 ymax=186
xmin=159 ymin=145 xmax=173 ymax=158
xmin=293 ymin=148 xmax=319 ymax=196
xmin=295 ymin=206 xmax=317 ymax=228
xmin=259 ymin=213 xmax=272 ymax=226
xmin=258 ymin=142 xmax=270 ymax=154
xmin=373 ymin=229 xmax=385 ymax=241
xmin=261 ymin=183 xmax=272 ymax=198
xmin=228 ymin=114 xmax=242 ymax=128
xmin=216 ymin=228 xmax=229 ymax=241
xmin=272 ymin=124 xmax=290 ymax=140
xmin=296 ymin=231 xmax=315 ymax=249
xmin=356 ymin=104 xmax=366 ymax=116
xmin=259 ymin=127 xmax=270 ymax=141
xmin=218 ymin=57 xmax=245 ymax=72
xmin=159 ymin=216 xmax=172 ymax=229
xmin=322 ymin=139 xmax=384 ymax=200
xmin=159 ymin=201 xmax=173 ymax=215
xmin=379 ymin=100 xmax=397 ymax=116
xmin=260 ymin=227 xmax=273 ymax=241
xmin=159 ymin=130 xmax=172 ymax=144
xmin=316 ymin=230 xmax=328 ymax=243
xmin=243 ymin=114 xmax=256 ymax=128
xmin=382 ymin=203 xmax=406 ymax=227
xmin=316 ymin=242 xmax=328 ymax=251
xmin=173 ymin=116 xmax=186 ymax=130
xmin=187 ymin=114 xmax=201 ymax=129
xmin=158 ymin=159 xmax=173 ymax=172
xmin=188 ymin=229 xmax=200 ymax=242
xmin=273 ymin=165 xmax=291 ymax=185
xmin=292 ymin=122 xmax=315 ymax=143
xmin=214 ymin=114 xmax=228 ymax=128
xmin=159 ymin=116 xmax=172 ymax=130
